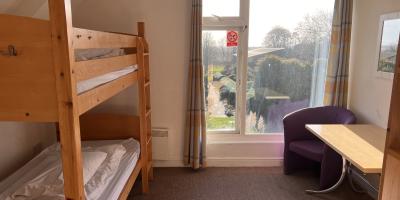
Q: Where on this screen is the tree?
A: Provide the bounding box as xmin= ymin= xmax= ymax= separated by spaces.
xmin=203 ymin=32 xmax=216 ymax=69
xmin=294 ymin=11 xmax=333 ymax=44
xmin=202 ymin=32 xmax=217 ymax=104
xmin=246 ymin=54 xmax=313 ymax=132
xmin=262 ymin=26 xmax=292 ymax=48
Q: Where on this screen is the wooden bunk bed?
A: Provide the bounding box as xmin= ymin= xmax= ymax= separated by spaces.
xmin=0 ymin=0 xmax=152 ymax=199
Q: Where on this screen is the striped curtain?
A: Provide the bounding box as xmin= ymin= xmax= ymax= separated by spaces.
xmin=184 ymin=0 xmax=207 ymax=169
xmin=324 ymin=0 xmax=353 ymax=107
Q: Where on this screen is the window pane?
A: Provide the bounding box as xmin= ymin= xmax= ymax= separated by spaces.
xmin=203 ymin=0 xmax=240 ymax=17
xmin=246 ymin=0 xmax=334 ymax=134
xmin=203 ymin=31 xmax=238 ymax=131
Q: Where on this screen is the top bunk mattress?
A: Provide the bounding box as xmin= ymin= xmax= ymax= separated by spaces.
xmin=0 ymin=138 xmax=140 ymax=200
xmin=74 ymin=48 xmax=138 ymax=94
xmin=76 ymin=65 xmax=138 ymax=94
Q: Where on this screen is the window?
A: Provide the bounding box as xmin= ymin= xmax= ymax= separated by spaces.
xmin=203 ymin=0 xmax=334 ymax=135
xmin=203 ymin=30 xmax=238 ymax=132
xmin=203 ymin=0 xmax=241 ymax=17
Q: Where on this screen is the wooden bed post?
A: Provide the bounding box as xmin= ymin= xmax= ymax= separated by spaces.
xmin=137 ymin=22 xmax=150 ymax=193
xmin=48 ymin=0 xmax=85 ymax=199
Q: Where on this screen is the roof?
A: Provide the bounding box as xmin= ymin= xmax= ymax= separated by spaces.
xmin=248 ymin=48 xmax=284 ymax=58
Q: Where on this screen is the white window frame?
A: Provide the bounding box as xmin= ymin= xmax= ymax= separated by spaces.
xmin=202 ymin=27 xmax=242 ymax=135
xmin=203 ymin=0 xmax=283 ymax=139
xmin=203 ymin=0 xmax=249 ymax=135
xmin=204 ymin=0 xmax=331 ymax=139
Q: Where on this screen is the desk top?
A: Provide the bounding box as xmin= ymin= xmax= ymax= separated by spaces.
xmin=306 ymin=124 xmax=387 ymax=174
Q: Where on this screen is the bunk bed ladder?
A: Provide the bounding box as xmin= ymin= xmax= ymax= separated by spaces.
xmin=137 ymin=22 xmax=153 ymax=193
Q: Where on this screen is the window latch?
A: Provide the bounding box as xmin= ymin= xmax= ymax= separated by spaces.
xmin=242 ymin=25 xmax=248 ymax=33
xmin=211 ymin=14 xmax=222 ymax=21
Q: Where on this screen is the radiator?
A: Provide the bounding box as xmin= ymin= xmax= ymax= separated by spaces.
xmin=151 ymin=128 xmax=169 ymax=160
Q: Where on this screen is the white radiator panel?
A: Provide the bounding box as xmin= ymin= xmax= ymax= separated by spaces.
xmin=152 ymin=128 xmax=169 ymax=161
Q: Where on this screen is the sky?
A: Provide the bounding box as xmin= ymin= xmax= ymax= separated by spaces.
xmin=381 ymin=19 xmax=400 ymax=47
xmin=203 ymin=0 xmax=335 ymax=47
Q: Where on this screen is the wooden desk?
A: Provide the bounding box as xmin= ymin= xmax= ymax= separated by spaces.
xmin=305 ymin=124 xmax=387 ymax=194
xmin=306 ymin=124 xmax=387 ymax=174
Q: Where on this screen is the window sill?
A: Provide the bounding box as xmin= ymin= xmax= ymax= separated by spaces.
xmin=207 ymin=132 xmax=284 ymax=144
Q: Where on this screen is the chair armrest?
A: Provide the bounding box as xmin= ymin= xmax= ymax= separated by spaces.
xmin=283 ymin=109 xmax=320 ymax=144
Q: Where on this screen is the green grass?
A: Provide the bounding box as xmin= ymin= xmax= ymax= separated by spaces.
xmin=211 ymin=65 xmax=225 ymax=73
xmin=207 ymin=116 xmax=235 ymax=130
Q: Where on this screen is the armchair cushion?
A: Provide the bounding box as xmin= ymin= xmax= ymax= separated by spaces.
xmin=289 ymin=140 xmax=324 ymax=162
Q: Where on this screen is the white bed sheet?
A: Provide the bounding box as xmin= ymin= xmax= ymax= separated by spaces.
xmin=77 ymin=65 xmax=138 ymax=94
xmin=84 ymin=139 xmax=140 ymax=200
xmin=0 ymin=138 xmax=140 ymax=200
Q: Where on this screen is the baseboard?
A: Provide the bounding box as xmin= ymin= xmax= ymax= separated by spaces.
xmin=153 ymin=160 xmax=186 ymax=167
xmin=207 ymin=157 xmax=283 ymax=167
xmin=153 ymin=157 xmax=283 ymax=167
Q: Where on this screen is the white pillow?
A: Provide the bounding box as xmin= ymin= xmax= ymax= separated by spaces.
xmin=57 ymin=151 xmax=107 ymax=185
xmin=85 ymin=144 xmax=127 ymax=200
xmin=82 ymin=152 xmax=108 ymax=184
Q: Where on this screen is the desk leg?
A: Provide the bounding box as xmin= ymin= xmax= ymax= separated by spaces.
xmin=306 ymin=157 xmax=347 ymax=194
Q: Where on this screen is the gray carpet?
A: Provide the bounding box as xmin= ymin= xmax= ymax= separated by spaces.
xmin=130 ymin=167 xmax=373 ymax=200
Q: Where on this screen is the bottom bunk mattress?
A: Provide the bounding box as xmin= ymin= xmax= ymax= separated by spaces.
xmin=77 ymin=65 xmax=138 ymax=94
xmin=0 ymin=138 xmax=140 ymax=200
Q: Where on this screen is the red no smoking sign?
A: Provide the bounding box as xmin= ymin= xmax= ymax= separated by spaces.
xmin=227 ymin=30 xmax=239 ymax=47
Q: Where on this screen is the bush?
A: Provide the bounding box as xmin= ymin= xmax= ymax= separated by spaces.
xmin=252 ymin=54 xmax=312 ymax=102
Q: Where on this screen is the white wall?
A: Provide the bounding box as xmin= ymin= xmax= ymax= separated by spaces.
xmin=349 ymin=0 xmax=400 ymax=128
xmin=0 ymin=123 xmax=55 ymax=180
xmin=0 ymin=0 xmax=49 ymax=20
xmin=72 ymin=0 xmax=141 ymax=33
xmin=139 ymin=0 xmax=191 ymax=165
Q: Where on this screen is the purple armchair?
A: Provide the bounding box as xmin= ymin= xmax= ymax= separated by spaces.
xmin=283 ymin=106 xmax=356 ymax=189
